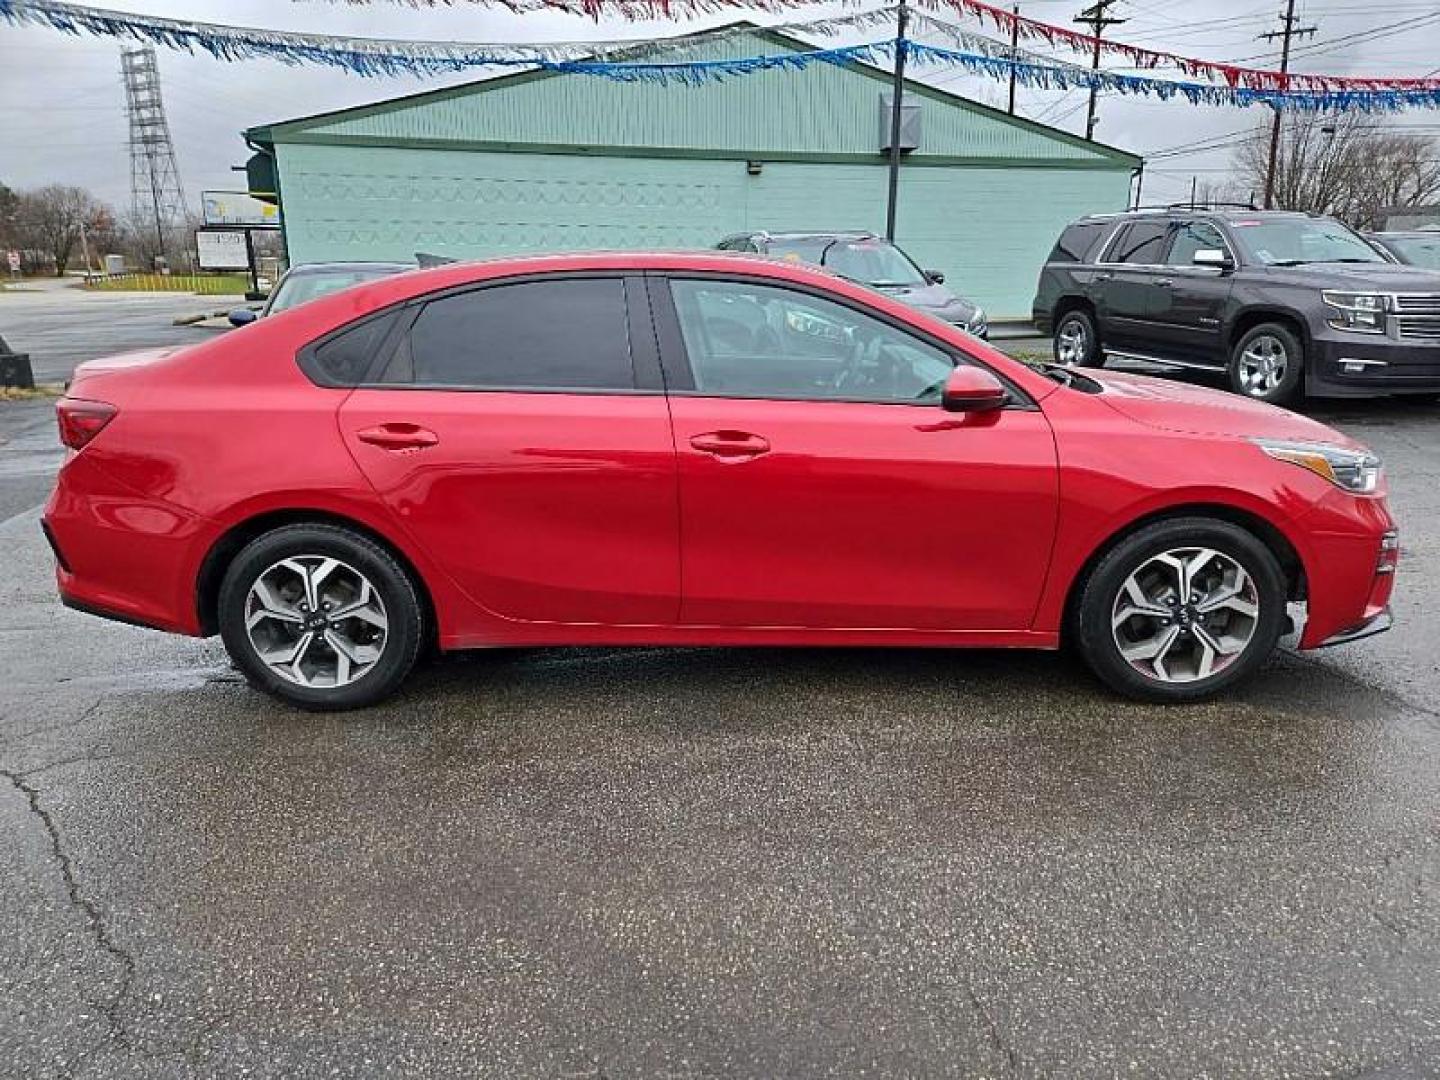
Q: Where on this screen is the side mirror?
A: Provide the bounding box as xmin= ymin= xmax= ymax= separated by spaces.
xmin=227 ymin=308 xmax=258 ymax=327
xmin=941 ymin=366 xmax=1007 ymax=413
xmin=924 ymin=269 xmax=946 ymax=285
xmin=1193 ymin=248 xmax=1234 ymax=271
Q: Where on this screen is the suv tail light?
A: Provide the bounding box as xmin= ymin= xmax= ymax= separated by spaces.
xmin=1377 ymin=531 xmax=1400 ymax=575
xmin=56 ymin=399 xmax=117 ymax=451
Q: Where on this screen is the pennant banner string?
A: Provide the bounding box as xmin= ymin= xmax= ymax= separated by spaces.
xmin=3 ymin=0 xmax=1440 ymax=111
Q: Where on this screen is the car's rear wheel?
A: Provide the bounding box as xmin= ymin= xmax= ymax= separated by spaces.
xmin=1230 ymin=323 xmax=1303 ymax=404
xmin=1074 ymin=518 xmax=1287 ymax=703
xmin=218 ymin=524 xmax=424 ymax=710
xmin=1053 ymin=309 xmax=1101 ymax=367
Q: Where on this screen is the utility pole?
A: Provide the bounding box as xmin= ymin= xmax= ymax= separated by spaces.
xmin=1073 ymin=0 xmax=1125 ymax=141
xmin=885 ymin=0 xmax=909 ymax=241
xmin=1007 ymin=5 xmax=1020 ymax=115
xmin=1258 ymin=0 xmax=1317 ymax=209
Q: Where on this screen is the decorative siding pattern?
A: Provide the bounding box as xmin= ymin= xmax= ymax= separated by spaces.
xmin=279 ymin=143 xmax=1130 ymax=314
xmin=292 ymin=33 xmax=1118 ymax=165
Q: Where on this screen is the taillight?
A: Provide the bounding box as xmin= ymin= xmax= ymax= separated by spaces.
xmin=56 ymin=398 xmax=117 ymax=451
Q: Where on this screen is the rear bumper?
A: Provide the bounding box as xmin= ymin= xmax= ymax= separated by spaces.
xmin=1307 ymin=334 xmax=1440 ymax=397
xmin=43 ymin=452 xmax=209 ymax=636
xmin=1315 ymin=607 xmax=1393 ymax=648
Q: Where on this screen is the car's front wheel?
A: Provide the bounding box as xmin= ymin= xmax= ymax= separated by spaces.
xmin=1074 ymin=518 xmax=1288 ymax=703
xmin=1053 ymin=309 xmax=1101 ymax=367
xmin=218 ymin=523 xmax=425 ymax=710
xmin=1230 ymin=323 xmax=1303 ymax=404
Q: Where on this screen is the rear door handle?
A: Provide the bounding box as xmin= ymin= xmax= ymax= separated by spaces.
xmin=689 ymin=431 xmax=770 ymax=460
xmin=1154 ymin=278 xmax=1174 ymax=288
xmin=356 ymin=423 xmax=439 ymax=451
xmin=1095 ymin=271 xmax=1114 ymax=282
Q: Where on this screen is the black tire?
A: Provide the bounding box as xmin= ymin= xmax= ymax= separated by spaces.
xmin=217 ymin=523 xmax=424 ymax=711
xmin=1074 ymin=517 xmax=1287 ymax=704
xmin=1053 ymin=308 xmax=1102 ymax=368
xmin=1229 ymin=322 xmax=1304 ymax=405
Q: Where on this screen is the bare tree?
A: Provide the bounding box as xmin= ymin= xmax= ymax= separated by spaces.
xmin=0 ymin=182 xmax=19 ymax=250
xmin=14 ymin=185 xmax=108 ymax=276
xmin=1233 ymin=114 xmax=1440 ymax=229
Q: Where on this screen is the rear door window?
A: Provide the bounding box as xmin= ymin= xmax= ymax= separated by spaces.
xmin=1107 ymin=220 xmax=1172 ymax=265
xmin=395 ymin=278 xmax=635 ymax=390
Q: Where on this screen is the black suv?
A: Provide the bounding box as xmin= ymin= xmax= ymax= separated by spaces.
xmin=1032 ymin=208 xmax=1440 ymax=403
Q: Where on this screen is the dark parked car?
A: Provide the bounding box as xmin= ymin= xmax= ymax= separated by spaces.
xmin=1032 ymin=208 xmax=1440 ymax=403
xmin=717 ymin=231 xmax=988 ymax=338
xmin=1367 ymin=230 xmax=1440 ymax=271
xmin=228 ymin=262 xmax=411 ymax=326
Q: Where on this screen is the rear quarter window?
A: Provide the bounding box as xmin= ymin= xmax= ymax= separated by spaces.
xmin=1049 ymin=221 xmax=1112 ymax=264
xmin=297 ymin=310 xmax=399 ymax=388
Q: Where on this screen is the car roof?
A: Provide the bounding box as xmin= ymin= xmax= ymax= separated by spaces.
xmin=1370 ymin=230 xmax=1440 ymax=238
xmin=285 ymin=261 xmax=413 ymax=275
xmin=735 ymin=230 xmax=885 ymax=243
xmin=1072 ymin=209 xmax=1311 ymax=224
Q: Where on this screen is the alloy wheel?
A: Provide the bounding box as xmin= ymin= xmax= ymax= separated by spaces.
xmin=1110 ymin=547 xmax=1260 ymax=683
xmin=244 ymin=555 xmax=388 ymax=688
xmin=1056 ymin=318 xmax=1089 ymax=366
xmin=1237 ymin=334 xmax=1289 ymax=397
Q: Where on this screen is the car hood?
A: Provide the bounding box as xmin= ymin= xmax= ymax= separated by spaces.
xmin=1249 ymin=261 xmax=1440 ymax=291
xmin=1088 ymin=369 xmax=1363 ymax=448
xmin=871 ymin=281 xmax=978 ymax=321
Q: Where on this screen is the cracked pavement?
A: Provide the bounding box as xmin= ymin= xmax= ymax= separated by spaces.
xmin=1 ymin=365 xmax=1439 ymax=1074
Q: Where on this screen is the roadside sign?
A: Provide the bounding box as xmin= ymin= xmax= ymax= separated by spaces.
xmin=6 ymin=251 xmax=18 ymax=273
xmin=201 ymin=190 xmax=280 ymax=229
xmin=196 ymin=229 xmax=250 ymax=271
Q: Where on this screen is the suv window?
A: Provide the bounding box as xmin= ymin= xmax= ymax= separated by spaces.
xmin=398 ymin=279 xmax=634 ymax=390
xmin=1169 ymin=221 xmax=1230 ymax=266
xmin=1050 ymin=221 xmax=1111 ymax=263
xmin=1108 ymin=220 xmax=1172 ymax=265
xmin=669 ymin=279 xmax=955 ymax=404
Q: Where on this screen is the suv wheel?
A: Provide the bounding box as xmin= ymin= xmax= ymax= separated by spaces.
xmin=1230 ymin=323 xmax=1303 ymax=404
xmin=218 ymin=524 xmax=425 ymax=710
xmin=1074 ymin=518 xmax=1287 ymax=703
xmin=1053 ymin=309 xmax=1101 ymax=367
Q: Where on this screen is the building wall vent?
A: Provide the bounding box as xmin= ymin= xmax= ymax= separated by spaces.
xmin=878 ymin=94 xmax=922 ymax=152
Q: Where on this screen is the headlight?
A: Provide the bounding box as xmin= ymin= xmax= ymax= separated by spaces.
xmin=1322 ymin=291 xmax=1388 ymax=333
xmin=1255 ymin=438 xmax=1382 ymax=493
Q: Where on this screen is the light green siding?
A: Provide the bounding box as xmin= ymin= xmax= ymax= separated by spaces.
xmin=283 ymin=33 xmax=1120 ymax=166
xmin=279 ymin=143 xmax=1129 ymax=315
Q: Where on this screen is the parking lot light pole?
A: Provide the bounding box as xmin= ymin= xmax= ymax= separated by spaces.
xmin=885 ymin=0 xmax=909 ymax=242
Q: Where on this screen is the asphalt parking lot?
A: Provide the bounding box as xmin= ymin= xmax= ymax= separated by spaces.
xmin=1 ymin=301 xmax=1438 ymax=1077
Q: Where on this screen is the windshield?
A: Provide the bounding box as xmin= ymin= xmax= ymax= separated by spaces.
xmin=267 ymin=268 xmax=400 ymax=314
xmin=1381 ymin=234 xmax=1440 ymax=270
xmin=767 ymin=238 xmax=928 ymax=287
xmin=1227 ymin=217 xmax=1386 ymax=266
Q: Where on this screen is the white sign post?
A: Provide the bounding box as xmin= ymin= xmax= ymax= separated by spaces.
xmin=195 ymin=229 xmax=251 ymax=271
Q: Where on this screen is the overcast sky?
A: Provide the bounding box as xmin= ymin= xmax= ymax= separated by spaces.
xmin=2 ymin=0 xmax=1439 ymax=213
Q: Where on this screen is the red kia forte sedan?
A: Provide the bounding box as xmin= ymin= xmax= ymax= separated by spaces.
xmin=44 ymin=253 xmax=1397 ymax=710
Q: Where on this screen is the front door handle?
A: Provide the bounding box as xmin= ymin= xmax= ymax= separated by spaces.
xmin=1154 ymin=278 xmax=1174 ymax=288
xmin=356 ymin=423 xmax=440 ymax=451
xmin=1095 ymin=271 xmax=1114 ymax=282
xmin=689 ymin=431 xmax=771 ymax=460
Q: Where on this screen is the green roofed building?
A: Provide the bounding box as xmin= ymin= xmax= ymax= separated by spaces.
xmin=244 ymin=25 xmax=1140 ymax=317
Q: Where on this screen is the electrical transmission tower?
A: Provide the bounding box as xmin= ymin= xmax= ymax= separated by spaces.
xmin=121 ymin=44 xmax=185 ymax=267
xmin=1258 ymin=0 xmax=1318 ymax=209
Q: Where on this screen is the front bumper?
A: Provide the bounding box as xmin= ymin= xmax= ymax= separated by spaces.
xmin=1307 ymin=333 xmax=1440 ymax=397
